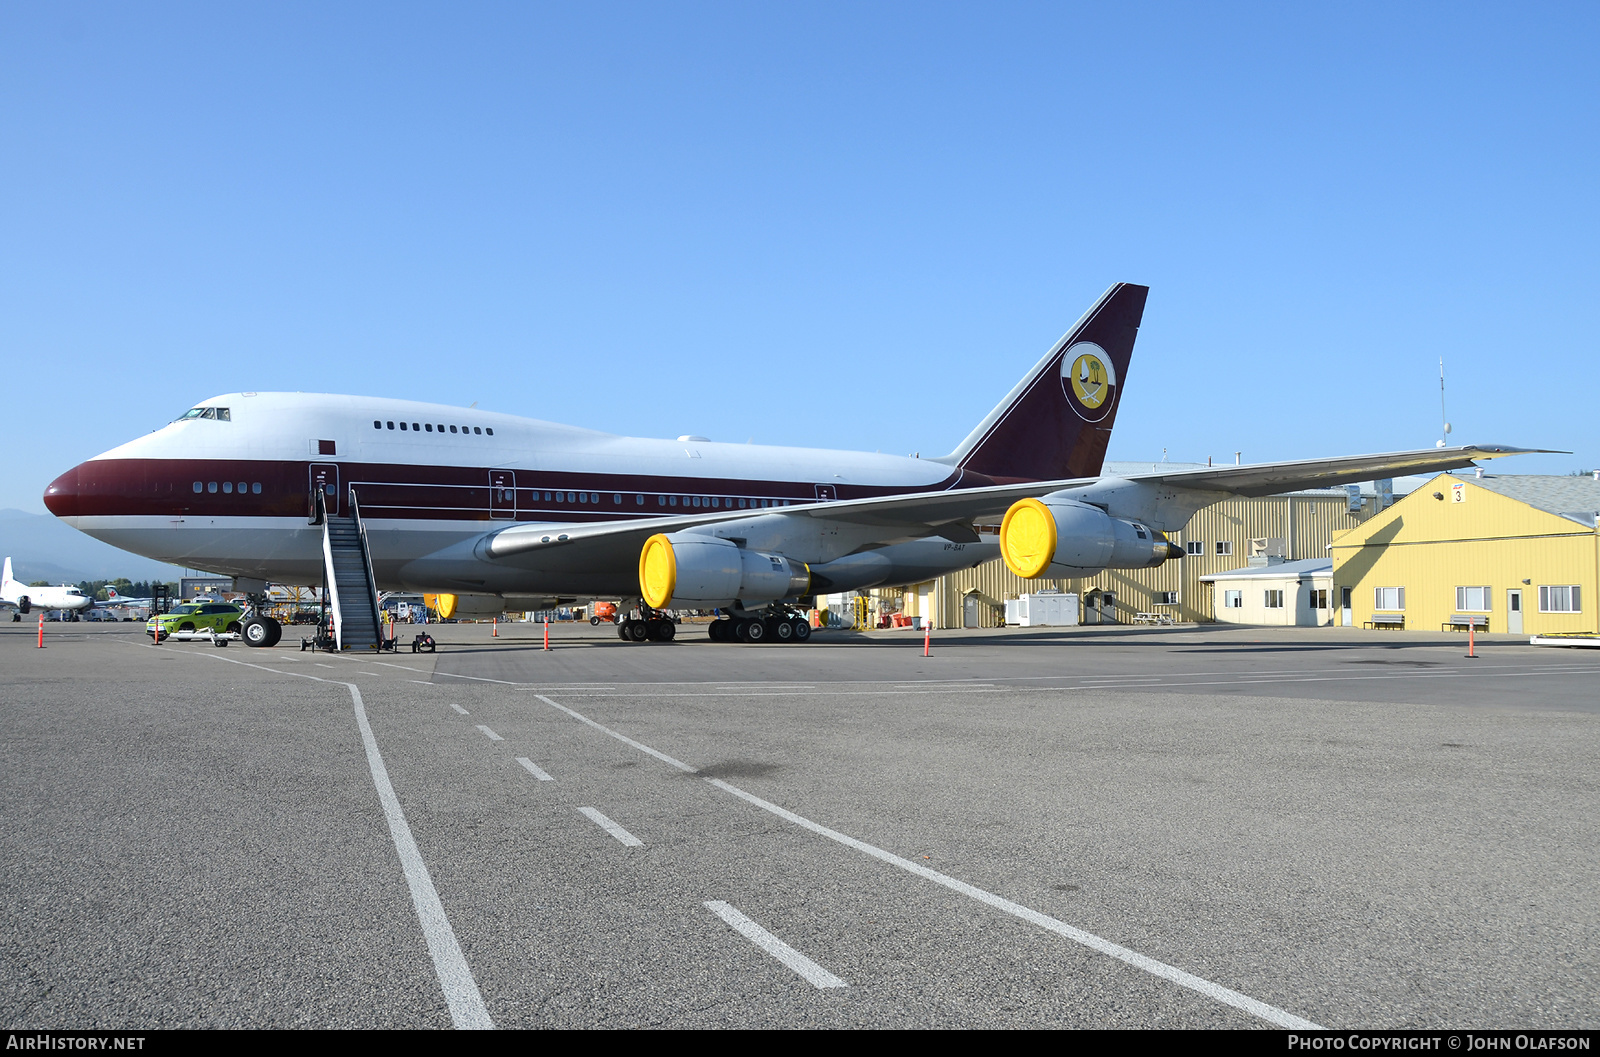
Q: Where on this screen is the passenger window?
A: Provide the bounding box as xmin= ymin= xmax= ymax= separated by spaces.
xmin=412 ymin=423 xmax=420 ymax=431
xmin=425 ymin=424 xmax=432 ymax=432
xmin=450 ymin=425 xmax=458 ymax=433
xmin=223 ymin=482 xmax=233 ymax=493
xmin=473 ymin=427 xmax=482 ymax=435
xmin=387 ymin=421 xmax=395 ymax=429
xmin=238 ymin=482 xmax=247 ymax=493
xmin=486 ymin=428 xmax=493 ymax=435
xmin=193 ymin=481 xmax=202 ymax=493
xmin=636 ymin=495 xmax=644 ymax=505
xmin=208 ymin=482 xmax=218 ymax=493
xmin=615 ymin=494 xmax=623 ymax=504
xmin=400 ymin=422 xmax=407 ymax=430
xmin=437 ymin=424 xmax=444 ymax=432
xmin=374 ymin=420 xmax=382 ymax=429
xmin=252 ymin=483 xmax=262 ymax=494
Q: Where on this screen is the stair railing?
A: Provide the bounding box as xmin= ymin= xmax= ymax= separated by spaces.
xmin=348 ymin=487 xmax=385 ymax=651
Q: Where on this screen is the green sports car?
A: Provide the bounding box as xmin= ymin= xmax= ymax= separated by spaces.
xmin=147 ymin=601 xmax=245 ymax=640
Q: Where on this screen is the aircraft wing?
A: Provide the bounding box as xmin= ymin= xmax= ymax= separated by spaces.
xmin=479 ymin=443 xmax=1546 ymax=566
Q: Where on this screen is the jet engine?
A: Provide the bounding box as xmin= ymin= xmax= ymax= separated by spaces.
xmin=639 ymin=533 xmax=809 ymax=608
xmin=998 ymin=497 xmax=1180 ymax=579
xmin=425 ymin=592 xmax=506 ymax=619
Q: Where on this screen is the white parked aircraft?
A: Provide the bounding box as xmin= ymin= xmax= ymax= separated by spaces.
xmin=43 ymin=284 xmax=1542 ymax=645
xmin=2 ymin=558 xmax=94 ymax=618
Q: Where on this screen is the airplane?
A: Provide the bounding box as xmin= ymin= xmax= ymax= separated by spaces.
xmin=41 ymin=283 xmax=1544 ymax=646
xmin=2 ymin=557 xmax=94 ymax=620
xmin=101 ymin=586 xmax=154 ymax=608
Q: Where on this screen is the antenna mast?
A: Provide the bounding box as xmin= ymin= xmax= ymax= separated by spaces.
xmin=1437 ymin=357 xmax=1452 ymax=448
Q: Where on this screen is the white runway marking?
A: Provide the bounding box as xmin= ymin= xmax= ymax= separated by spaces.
xmin=133 ymin=643 xmax=493 ymax=1029
xmin=516 ymin=757 xmax=553 ymax=781
xmin=704 ymin=778 xmax=1320 ymax=1028
xmin=449 ymin=704 xmax=470 ymax=715
xmin=532 ymin=690 xmax=1321 ymax=1029
xmin=704 ymin=901 xmax=847 ymax=989
xmin=476 ymin=725 xmax=503 ymax=741
xmin=534 ymin=695 xmax=696 ymax=772
xmin=577 ymin=806 xmax=643 ymax=846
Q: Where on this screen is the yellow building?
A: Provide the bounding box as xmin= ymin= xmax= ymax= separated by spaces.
xmin=1331 ymin=473 xmax=1600 ymax=635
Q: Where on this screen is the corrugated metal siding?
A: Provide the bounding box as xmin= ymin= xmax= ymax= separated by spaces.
xmin=1332 ymin=474 xmax=1600 ymax=635
xmin=933 ymin=493 xmax=1370 ymax=627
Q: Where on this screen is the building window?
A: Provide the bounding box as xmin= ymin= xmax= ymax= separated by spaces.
xmin=1264 ymin=589 xmax=1284 ymax=609
xmin=1215 ymin=541 xmax=1233 ymax=556
xmin=1310 ymin=589 xmax=1328 ymax=610
xmin=1375 ymin=587 xmax=1405 ymax=611
xmin=1539 ymin=586 xmax=1582 ymax=613
xmin=1186 ymin=540 xmax=1205 ymax=556
xmin=1455 ymin=586 xmax=1491 ymax=612
xmin=1153 ymin=591 xmax=1178 ymax=605
xmin=1223 ymin=590 xmax=1242 ymax=608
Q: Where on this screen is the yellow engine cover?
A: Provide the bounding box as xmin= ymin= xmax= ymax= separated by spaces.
xmin=424 ymin=593 xmax=457 ymax=619
xmin=999 ymin=498 xmax=1058 ymax=579
xmin=638 ymin=534 xmax=677 ymax=608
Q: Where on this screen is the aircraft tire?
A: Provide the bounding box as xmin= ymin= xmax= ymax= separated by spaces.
xmin=773 ymin=619 xmax=794 ymax=642
xmin=616 ymin=622 xmax=631 ymax=641
xmin=657 ymin=619 xmax=675 ymax=642
xmin=242 ymin=617 xmax=272 ymax=647
xmin=263 ymin=617 xmax=282 ymax=647
xmin=708 ymin=619 xmax=730 ymax=643
xmin=627 ymin=621 xmax=648 ymax=642
xmin=742 ymin=619 xmax=766 ymax=643
xmin=791 ymin=619 xmax=811 ymax=642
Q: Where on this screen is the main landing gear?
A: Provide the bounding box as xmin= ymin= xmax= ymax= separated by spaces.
xmin=238 ymin=594 xmax=283 ymax=648
xmin=616 ymin=603 xmax=677 ymax=643
xmin=706 ymin=606 xmax=812 ymax=644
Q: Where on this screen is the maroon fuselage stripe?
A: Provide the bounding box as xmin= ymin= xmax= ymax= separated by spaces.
xmin=45 ymin=459 xmax=994 ymax=522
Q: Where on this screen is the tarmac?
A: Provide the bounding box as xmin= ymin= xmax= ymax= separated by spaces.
xmin=3 ymin=619 xmax=1598 ymax=1029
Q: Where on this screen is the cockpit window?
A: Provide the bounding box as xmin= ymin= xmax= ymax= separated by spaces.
xmin=178 ymin=407 xmax=230 ymax=421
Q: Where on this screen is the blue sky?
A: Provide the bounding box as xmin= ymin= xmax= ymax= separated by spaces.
xmin=3 ymin=2 xmax=1595 ymax=513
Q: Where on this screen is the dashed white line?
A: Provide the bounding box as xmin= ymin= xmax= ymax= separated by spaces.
xmin=476 ymin=725 xmax=503 ymax=742
xmin=516 ymin=757 xmax=553 ymax=781
xmin=704 ymin=901 xmax=847 ymax=989
xmin=532 ymin=691 xmax=1321 ymax=1030
xmin=577 ymin=806 xmax=643 ymax=846
xmin=449 ymin=704 xmax=470 ymax=715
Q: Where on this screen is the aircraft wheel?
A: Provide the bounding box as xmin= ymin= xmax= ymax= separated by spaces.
xmin=656 ymin=619 xmax=675 ymax=642
xmin=742 ymin=619 xmax=766 ymax=643
xmin=616 ymin=621 xmax=631 ymax=641
xmin=627 ymin=621 xmax=649 ymax=642
xmin=708 ymin=619 xmax=729 ymax=643
xmin=263 ymin=617 xmax=282 ymax=647
xmin=773 ymin=618 xmax=794 ymax=642
xmin=791 ymin=619 xmax=811 ymax=642
xmin=242 ymin=617 xmax=272 ymax=647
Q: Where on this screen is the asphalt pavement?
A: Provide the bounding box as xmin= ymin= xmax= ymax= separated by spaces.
xmin=3 ymin=619 xmax=1597 ymax=1028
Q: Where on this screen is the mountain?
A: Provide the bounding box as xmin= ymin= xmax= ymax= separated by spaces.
xmin=0 ymin=509 xmax=200 ymax=584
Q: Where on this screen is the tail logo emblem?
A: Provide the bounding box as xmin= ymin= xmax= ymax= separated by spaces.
xmin=1060 ymin=342 xmax=1117 ymax=422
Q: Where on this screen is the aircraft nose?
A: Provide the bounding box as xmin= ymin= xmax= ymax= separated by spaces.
xmin=43 ymin=464 xmax=81 ymax=518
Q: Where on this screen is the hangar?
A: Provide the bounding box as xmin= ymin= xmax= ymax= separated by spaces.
xmin=1331 ymin=472 xmax=1600 ymax=635
xmin=899 ymin=465 xmax=1419 ymax=628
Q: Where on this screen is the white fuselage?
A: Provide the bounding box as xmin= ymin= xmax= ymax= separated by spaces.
xmin=46 ymin=393 xmax=995 ymax=597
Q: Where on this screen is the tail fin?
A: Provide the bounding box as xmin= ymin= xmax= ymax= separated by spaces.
xmin=2 ymin=557 xmax=12 ymax=588
xmin=938 ymin=282 xmax=1147 ymax=482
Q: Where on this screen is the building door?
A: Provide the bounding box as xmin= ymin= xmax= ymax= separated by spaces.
xmin=1507 ymin=589 xmax=1523 ymax=634
xmin=1340 ymin=586 xmax=1352 ymax=627
xmin=309 ymin=464 xmax=339 ymax=517
xmin=489 ymin=470 xmax=516 ymax=519
xmin=963 ymin=594 xmax=980 ymax=628
xmin=1100 ymin=591 xmax=1117 ymax=624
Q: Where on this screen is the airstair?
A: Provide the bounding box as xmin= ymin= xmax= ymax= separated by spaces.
xmin=311 ymin=486 xmax=384 ymax=652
